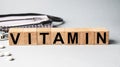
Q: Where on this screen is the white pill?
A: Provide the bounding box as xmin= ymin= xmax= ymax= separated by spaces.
xmin=0 ymin=45 xmax=5 ymax=49
xmin=4 ymin=52 xmax=12 ymax=56
xmin=7 ymin=56 xmax=15 ymax=61
xmin=0 ymin=52 xmax=4 ymax=57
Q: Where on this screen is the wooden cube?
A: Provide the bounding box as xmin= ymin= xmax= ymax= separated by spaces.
xmin=79 ymin=28 xmax=95 ymax=45
xmin=37 ymin=28 xmax=51 ymax=45
xmin=94 ymin=28 xmax=109 ymax=44
xmin=51 ymin=28 xmax=65 ymax=44
xmin=65 ymin=28 xmax=80 ymax=45
xmin=8 ymin=28 xmax=24 ymax=45
xmin=23 ymin=28 xmax=37 ymax=45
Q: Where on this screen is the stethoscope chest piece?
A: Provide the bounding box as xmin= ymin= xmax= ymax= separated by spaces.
xmin=0 ymin=31 xmax=8 ymax=41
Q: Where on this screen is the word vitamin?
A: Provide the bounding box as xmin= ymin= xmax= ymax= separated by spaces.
xmin=8 ymin=28 xmax=109 ymax=45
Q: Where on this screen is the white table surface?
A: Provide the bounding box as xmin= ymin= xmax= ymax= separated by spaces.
xmin=0 ymin=0 xmax=120 ymax=67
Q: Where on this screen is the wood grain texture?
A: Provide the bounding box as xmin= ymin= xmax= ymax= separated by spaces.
xmin=78 ymin=28 xmax=95 ymax=45
xmin=93 ymin=28 xmax=109 ymax=44
xmin=37 ymin=28 xmax=51 ymax=45
xmin=51 ymin=28 xmax=65 ymax=45
xmin=9 ymin=28 xmax=24 ymax=45
xmin=8 ymin=28 xmax=109 ymax=45
xmin=65 ymin=28 xmax=79 ymax=45
xmin=23 ymin=28 xmax=37 ymax=45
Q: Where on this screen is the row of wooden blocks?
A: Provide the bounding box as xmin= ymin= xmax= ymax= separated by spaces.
xmin=8 ymin=28 xmax=109 ymax=45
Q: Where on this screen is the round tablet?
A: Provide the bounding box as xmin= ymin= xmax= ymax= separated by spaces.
xmin=0 ymin=52 xmax=4 ymax=57
xmin=7 ymin=56 xmax=15 ymax=61
xmin=3 ymin=52 xmax=12 ymax=56
xmin=0 ymin=45 xmax=5 ymax=49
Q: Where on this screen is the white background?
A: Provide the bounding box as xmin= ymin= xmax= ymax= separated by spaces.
xmin=0 ymin=0 xmax=120 ymax=67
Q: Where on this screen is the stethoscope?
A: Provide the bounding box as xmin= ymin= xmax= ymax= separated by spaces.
xmin=0 ymin=13 xmax=65 ymax=41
